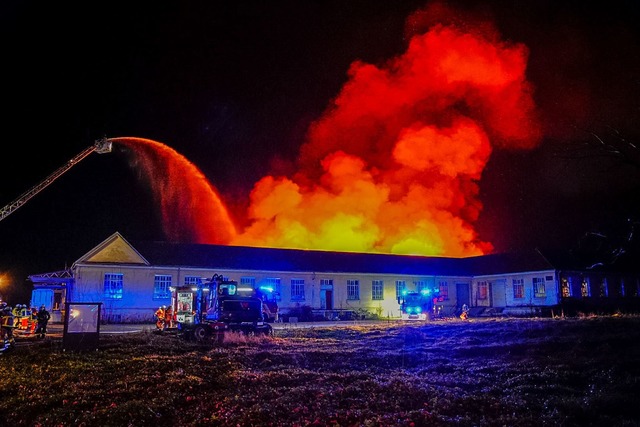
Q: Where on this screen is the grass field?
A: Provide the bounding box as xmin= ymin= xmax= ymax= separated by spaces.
xmin=2 ymin=316 xmax=640 ymax=426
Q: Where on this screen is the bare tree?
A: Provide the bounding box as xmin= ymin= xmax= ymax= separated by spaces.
xmin=556 ymin=127 xmax=640 ymax=169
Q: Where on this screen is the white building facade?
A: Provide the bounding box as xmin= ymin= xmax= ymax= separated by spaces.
xmin=29 ymin=232 xmax=640 ymax=323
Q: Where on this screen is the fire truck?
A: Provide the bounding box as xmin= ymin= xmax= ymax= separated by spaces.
xmin=236 ymin=284 xmax=279 ymax=323
xmin=397 ymin=287 xmax=442 ymax=320
xmin=171 ymin=274 xmax=273 ymax=343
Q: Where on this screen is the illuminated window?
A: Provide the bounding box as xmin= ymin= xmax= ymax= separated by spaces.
xmin=533 ymin=277 xmax=546 ymax=297
xmin=561 ymin=278 xmax=572 ymax=298
xmin=347 ymin=280 xmax=360 ymax=300
xmin=372 ymin=280 xmax=384 ymax=300
xmin=478 ymin=281 xmax=488 ymax=300
xmin=620 ymin=279 xmax=626 ymax=297
xmin=395 ymin=281 xmax=406 ymax=299
xmin=581 ymin=278 xmax=591 ymax=297
xmin=153 ymin=275 xmax=172 ymax=299
xmin=265 ymin=278 xmax=282 ymax=301
xmin=513 ymin=278 xmax=525 ymax=299
xmin=184 ymin=276 xmax=200 ymax=286
xmin=291 ymin=278 xmax=305 ymax=301
xmin=103 ymin=273 xmax=123 ymax=299
xmin=438 ymin=281 xmax=449 ymax=300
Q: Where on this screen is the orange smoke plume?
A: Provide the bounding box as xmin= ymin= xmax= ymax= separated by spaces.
xmin=113 ymin=4 xmax=541 ymax=257
xmin=233 ymin=3 xmax=541 ymax=256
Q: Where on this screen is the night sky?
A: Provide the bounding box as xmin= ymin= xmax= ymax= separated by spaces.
xmin=2 ymin=1 xmax=640 ymax=302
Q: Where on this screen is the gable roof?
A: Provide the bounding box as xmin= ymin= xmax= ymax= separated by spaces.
xmin=74 ymin=232 xmax=149 ymax=266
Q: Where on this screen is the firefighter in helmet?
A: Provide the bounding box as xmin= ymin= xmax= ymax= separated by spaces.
xmin=12 ymin=304 xmax=21 ymax=327
xmin=1 ymin=306 xmax=16 ymax=351
xmin=460 ymin=303 xmax=469 ymax=320
xmin=155 ymin=305 xmax=166 ymax=330
xmin=35 ymin=305 xmax=51 ymax=339
xmin=164 ymin=304 xmax=174 ymax=329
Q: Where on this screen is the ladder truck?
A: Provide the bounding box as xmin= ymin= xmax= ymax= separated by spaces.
xmin=0 ymin=138 xmax=112 ymax=222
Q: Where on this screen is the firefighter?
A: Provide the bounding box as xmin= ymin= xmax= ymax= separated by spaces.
xmin=19 ymin=304 xmax=30 ymax=329
xmin=12 ymin=304 xmax=22 ymax=328
xmin=28 ymin=306 xmax=38 ymax=334
xmin=1 ymin=306 xmax=16 ymax=351
xmin=155 ymin=306 xmax=166 ymax=330
xmin=164 ymin=305 xmax=174 ymax=329
xmin=35 ymin=305 xmax=51 ymax=339
xmin=460 ymin=303 xmax=469 ymax=320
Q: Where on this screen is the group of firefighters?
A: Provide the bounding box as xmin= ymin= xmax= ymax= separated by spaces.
xmin=154 ymin=305 xmax=175 ymax=331
xmin=0 ymin=301 xmax=51 ymax=352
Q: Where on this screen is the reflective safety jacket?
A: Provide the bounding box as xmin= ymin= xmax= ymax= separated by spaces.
xmin=1 ymin=312 xmax=15 ymax=329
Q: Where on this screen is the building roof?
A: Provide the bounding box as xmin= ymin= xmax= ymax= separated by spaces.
xmin=130 ymin=240 xmax=470 ymax=276
xmin=34 ymin=232 xmax=639 ymax=282
xmin=129 ymin=239 xmax=560 ymax=277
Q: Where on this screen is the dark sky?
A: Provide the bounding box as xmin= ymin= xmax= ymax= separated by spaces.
xmin=2 ymin=1 xmax=640 ymax=302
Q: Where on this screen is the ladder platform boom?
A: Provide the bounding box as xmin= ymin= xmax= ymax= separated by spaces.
xmin=0 ymin=138 xmax=112 ymax=222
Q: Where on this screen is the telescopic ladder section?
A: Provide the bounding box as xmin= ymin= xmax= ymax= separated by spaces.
xmin=0 ymin=138 xmax=112 ymax=222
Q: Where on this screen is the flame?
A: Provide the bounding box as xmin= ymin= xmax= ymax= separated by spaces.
xmin=111 ymin=137 xmax=237 ymax=244
xmin=233 ymin=3 xmax=541 ymax=256
xmin=113 ymin=3 xmax=542 ymax=257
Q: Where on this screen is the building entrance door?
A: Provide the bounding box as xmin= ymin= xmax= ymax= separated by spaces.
xmin=320 ymin=289 xmax=333 ymax=310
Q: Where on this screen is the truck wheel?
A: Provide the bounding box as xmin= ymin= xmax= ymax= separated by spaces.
xmin=193 ymin=325 xmax=209 ymax=342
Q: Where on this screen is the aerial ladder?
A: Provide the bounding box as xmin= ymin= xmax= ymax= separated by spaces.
xmin=0 ymin=138 xmax=112 ymax=222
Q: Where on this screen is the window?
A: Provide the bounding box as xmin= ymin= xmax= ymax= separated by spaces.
xmin=620 ymin=279 xmax=626 ymax=297
xmin=438 ymin=281 xmax=449 ymax=300
xmin=513 ymin=278 xmax=525 ymax=299
xmin=291 ymin=279 xmax=305 ymax=301
xmin=413 ymin=280 xmax=426 ymax=292
xmin=265 ymin=278 xmax=282 ymax=301
xmin=153 ymin=275 xmax=172 ymax=299
xmin=478 ymin=281 xmax=488 ymax=300
xmin=241 ymin=276 xmax=256 ymax=286
xmin=184 ymin=276 xmax=200 ymax=287
xmin=561 ymin=278 xmax=572 ymax=298
xmin=372 ymin=280 xmax=384 ymax=300
xmin=103 ymin=273 xmax=123 ymax=299
xmin=347 ymin=279 xmax=360 ymax=300
xmin=395 ymin=280 xmax=406 ymax=299
xmin=320 ymin=278 xmax=334 ymax=287
xmin=581 ymin=278 xmax=591 ymax=297
xmin=533 ymin=277 xmax=546 ymax=298
xmin=240 ymin=276 xmax=256 ymax=293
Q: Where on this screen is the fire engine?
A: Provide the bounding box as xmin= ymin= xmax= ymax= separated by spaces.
xmin=397 ymin=287 xmax=442 ymax=320
xmin=171 ymin=274 xmax=273 ymax=343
